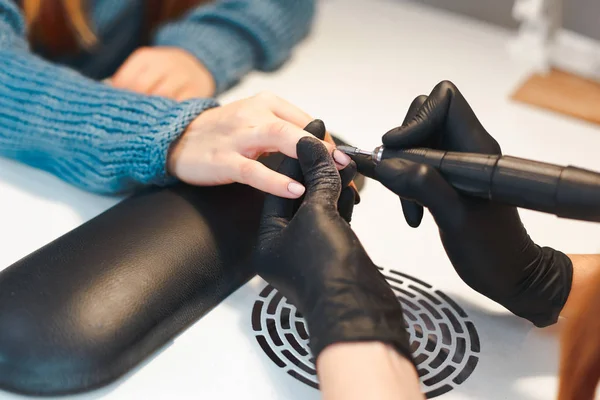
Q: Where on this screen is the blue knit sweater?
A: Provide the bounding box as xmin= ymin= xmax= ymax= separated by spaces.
xmin=0 ymin=0 xmax=314 ymax=193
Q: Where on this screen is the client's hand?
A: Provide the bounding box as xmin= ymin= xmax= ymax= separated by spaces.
xmin=254 ymin=134 xmax=412 ymax=363
xmin=362 ymin=81 xmax=572 ymax=327
xmin=111 ymin=47 xmax=216 ymax=100
xmin=167 ymin=94 xmax=346 ymax=198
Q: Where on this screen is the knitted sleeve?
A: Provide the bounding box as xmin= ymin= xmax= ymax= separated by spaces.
xmin=0 ymin=0 xmax=218 ymax=194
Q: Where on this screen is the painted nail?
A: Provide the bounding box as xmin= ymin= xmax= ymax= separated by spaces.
xmin=333 ymin=149 xmax=351 ymax=167
xmin=287 ymin=182 xmax=306 ymax=196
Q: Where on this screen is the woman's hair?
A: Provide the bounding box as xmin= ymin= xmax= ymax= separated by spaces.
xmin=558 ymin=267 xmax=600 ymax=400
xmin=23 ymin=0 xmax=210 ymax=55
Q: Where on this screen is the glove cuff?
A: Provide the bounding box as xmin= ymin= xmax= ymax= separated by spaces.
xmin=303 ymin=267 xmax=414 ymax=366
xmin=534 ymin=247 xmax=573 ymax=327
xmin=508 ymin=246 xmax=573 ymax=327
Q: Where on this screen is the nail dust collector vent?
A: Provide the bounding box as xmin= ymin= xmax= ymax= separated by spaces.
xmin=251 ymin=269 xmax=480 ymax=398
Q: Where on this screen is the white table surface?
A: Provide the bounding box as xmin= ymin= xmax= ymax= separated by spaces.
xmin=2 ymin=0 xmax=600 ymax=399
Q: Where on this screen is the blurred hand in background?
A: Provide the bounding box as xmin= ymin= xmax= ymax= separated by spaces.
xmin=111 ymin=47 xmax=216 ymax=100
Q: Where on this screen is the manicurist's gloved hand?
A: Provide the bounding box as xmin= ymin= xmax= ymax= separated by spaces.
xmin=254 ymin=132 xmax=412 ymax=363
xmin=365 ymin=81 xmax=573 ymax=327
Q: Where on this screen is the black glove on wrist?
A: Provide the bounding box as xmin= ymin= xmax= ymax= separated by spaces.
xmin=365 ymin=81 xmax=573 ymax=327
xmin=254 ymin=127 xmax=412 ymax=362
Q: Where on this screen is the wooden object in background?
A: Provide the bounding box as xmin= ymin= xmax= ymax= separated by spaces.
xmin=511 ymin=68 xmax=600 ymax=126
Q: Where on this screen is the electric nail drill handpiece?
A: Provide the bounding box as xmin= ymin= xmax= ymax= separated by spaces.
xmin=337 ymin=145 xmax=600 ymax=223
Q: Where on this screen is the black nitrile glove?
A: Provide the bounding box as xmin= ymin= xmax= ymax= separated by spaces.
xmin=303 ymin=119 xmax=358 ymax=220
xmin=368 ymin=81 xmax=572 ymax=327
xmin=254 ymin=134 xmax=412 ymax=363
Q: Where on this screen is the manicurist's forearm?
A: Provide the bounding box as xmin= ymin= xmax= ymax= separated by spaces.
xmin=560 ymin=254 xmax=600 ymax=319
xmin=317 ymin=342 xmax=424 ymax=400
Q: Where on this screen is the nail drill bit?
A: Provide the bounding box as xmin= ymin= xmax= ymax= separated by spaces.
xmin=337 ymin=145 xmax=385 ymax=163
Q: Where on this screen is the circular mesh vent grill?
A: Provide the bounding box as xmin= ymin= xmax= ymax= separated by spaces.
xmin=251 ymin=268 xmax=480 ymax=398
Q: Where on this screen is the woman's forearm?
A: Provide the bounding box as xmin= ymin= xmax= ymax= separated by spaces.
xmin=316 ymin=342 xmax=424 ymax=400
xmin=560 ymin=254 xmax=600 ymax=318
xmin=0 ymin=50 xmax=216 ymax=193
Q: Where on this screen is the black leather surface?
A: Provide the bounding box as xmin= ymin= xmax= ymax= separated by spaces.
xmin=0 ymin=180 xmax=268 ymax=396
xmin=0 ymin=136 xmax=361 ymax=397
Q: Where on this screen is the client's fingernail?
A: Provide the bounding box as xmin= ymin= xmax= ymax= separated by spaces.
xmin=333 ymin=149 xmax=351 ymax=167
xmin=288 ymin=182 xmax=306 ymax=196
